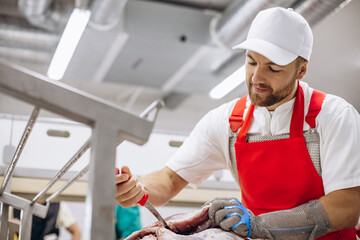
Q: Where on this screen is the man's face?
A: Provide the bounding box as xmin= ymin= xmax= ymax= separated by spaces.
xmin=245 ymin=51 xmax=305 ymax=109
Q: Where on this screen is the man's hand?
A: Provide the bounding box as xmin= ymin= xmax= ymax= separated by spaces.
xmin=208 ymin=197 xmax=339 ymax=240
xmin=115 ymin=166 xmax=146 ymax=208
xmin=207 ymin=197 xmax=253 ymax=238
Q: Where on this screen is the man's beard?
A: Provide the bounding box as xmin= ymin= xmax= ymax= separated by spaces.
xmin=247 ymin=76 xmax=297 ymax=107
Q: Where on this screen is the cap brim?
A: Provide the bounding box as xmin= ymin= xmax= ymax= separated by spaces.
xmin=233 ymin=39 xmax=297 ymax=66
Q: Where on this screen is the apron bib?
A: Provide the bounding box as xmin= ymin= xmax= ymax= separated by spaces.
xmin=231 ymin=82 xmax=356 ymax=239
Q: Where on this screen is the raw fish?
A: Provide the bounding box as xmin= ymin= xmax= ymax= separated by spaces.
xmin=125 ymin=205 xmax=246 ymax=240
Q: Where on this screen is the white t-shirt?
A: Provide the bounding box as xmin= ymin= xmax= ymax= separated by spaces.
xmin=56 ymin=202 xmax=76 ymax=228
xmin=166 ymin=81 xmax=360 ymax=195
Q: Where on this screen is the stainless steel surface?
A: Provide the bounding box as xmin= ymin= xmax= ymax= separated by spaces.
xmin=45 ymin=99 xmax=163 ymax=203
xmin=0 ymin=59 xmax=159 ymax=239
xmin=0 ymin=174 xmax=12 ymax=240
xmin=83 ymin=121 xmax=117 ymax=240
xmin=0 ymin=59 xmax=154 ymax=145
xmin=19 ymin=208 xmax=33 ymax=240
xmin=8 ymin=222 xmax=19 ymax=240
xmin=0 ymin=106 xmax=39 ymax=195
xmin=0 ymin=192 xmax=48 ymax=218
xmin=0 ymin=202 xmax=10 ymax=240
xmin=139 ymin=99 xmax=165 ymax=119
xmin=144 ymin=201 xmax=169 ymax=228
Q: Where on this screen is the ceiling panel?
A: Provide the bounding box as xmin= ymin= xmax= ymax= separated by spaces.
xmin=105 ymin=36 xmax=201 ymax=88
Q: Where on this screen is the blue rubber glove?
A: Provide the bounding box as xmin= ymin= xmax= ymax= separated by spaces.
xmin=208 ymin=198 xmax=331 ymax=240
xmin=207 ymin=197 xmax=253 ymax=238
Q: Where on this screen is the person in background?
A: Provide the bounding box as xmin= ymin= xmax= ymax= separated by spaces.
xmin=115 ymin=7 xmax=360 ymax=240
xmin=114 ymin=204 xmax=141 ymax=239
xmin=13 ymin=201 xmax=81 ymax=240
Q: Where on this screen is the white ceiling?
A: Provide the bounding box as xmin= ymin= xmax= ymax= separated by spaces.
xmin=0 ymin=0 xmax=359 ymax=135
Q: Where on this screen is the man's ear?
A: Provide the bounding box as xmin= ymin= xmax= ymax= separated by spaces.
xmin=296 ymin=61 xmax=308 ymax=80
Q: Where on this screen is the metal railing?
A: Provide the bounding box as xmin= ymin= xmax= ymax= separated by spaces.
xmin=0 ymin=59 xmax=162 ymax=240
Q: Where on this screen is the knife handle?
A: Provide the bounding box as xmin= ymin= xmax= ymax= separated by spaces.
xmin=116 ymin=167 xmax=148 ymax=206
xmin=138 ymin=193 xmax=148 ymax=206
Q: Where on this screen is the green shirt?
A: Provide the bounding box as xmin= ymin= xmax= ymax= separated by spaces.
xmin=115 ymin=205 xmax=142 ymax=239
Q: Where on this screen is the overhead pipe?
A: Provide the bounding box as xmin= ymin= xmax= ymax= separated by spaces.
xmin=210 ymin=0 xmax=297 ymax=72
xmin=2 ymin=0 xmax=128 ymax=64
xmin=18 ymin=0 xmax=52 ymax=16
xmin=0 ymin=21 xmax=58 ymax=63
xmin=0 ymin=47 xmax=51 ymax=63
xmin=0 ymin=23 xmax=58 ymax=49
xmin=88 ymin=0 xmax=129 ymax=31
xmin=295 ymin=0 xmax=352 ymax=26
xmin=214 ymin=0 xmax=351 ymax=50
xmin=0 ymin=18 xmax=59 ymax=62
xmin=17 ymin=0 xmax=69 ymax=32
xmin=209 ymin=0 xmax=351 ymax=73
xmin=213 ymin=0 xmax=297 ymax=48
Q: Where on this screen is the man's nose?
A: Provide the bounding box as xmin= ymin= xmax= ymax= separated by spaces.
xmin=251 ymin=67 xmax=265 ymax=84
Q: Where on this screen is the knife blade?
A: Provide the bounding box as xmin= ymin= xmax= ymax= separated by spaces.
xmin=138 ymin=193 xmax=169 ymax=229
xmin=116 ymin=168 xmax=169 ymax=229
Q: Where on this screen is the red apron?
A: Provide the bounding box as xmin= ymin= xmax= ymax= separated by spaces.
xmin=229 ymin=83 xmax=356 ymax=239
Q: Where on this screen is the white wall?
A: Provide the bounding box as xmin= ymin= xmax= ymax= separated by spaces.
xmin=0 ymin=115 xmax=91 ymax=172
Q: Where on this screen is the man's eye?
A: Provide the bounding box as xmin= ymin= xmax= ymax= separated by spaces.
xmin=248 ymin=61 xmax=256 ymax=65
xmin=269 ymin=67 xmax=280 ymax=72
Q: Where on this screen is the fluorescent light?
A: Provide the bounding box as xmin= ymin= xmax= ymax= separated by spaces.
xmin=209 ymin=65 xmax=246 ymax=99
xmin=47 ymin=8 xmax=91 ymax=80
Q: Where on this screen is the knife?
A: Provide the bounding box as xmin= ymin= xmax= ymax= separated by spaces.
xmin=137 ymin=193 xmax=169 ymax=229
xmin=116 ymin=168 xmax=169 ymax=228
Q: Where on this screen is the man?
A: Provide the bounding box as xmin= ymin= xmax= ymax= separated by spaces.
xmin=116 ymin=7 xmax=360 ymax=240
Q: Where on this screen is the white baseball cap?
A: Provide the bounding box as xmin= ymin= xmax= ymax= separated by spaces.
xmin=233 ymin=7 xmax=313 ymax=66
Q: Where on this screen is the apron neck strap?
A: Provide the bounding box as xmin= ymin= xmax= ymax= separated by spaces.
xmin=237 ymin=103 xmax=255 ymax=142
xmin=290 ymin=81 xmax=305 ymax=138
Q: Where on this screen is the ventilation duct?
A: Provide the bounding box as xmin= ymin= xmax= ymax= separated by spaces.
xmin=17 ymin=0 xmax=69 ymax=32
xmin=210 ymin=0 xmax=352 ymax=72
xmin=213 ymin=0 xmax=297 ymax=48
xmin=0 ymin=20 xmax=58 ymax=63
xmin=295 ymin=0 xmax=351 ymax=26
xmin=89 ymin=0 xmax=129 ymax=30
xmin=0 ymin=46 xmax=51 ymax=63
xmin=0 ymin=23 xmax=58 ymax=48
xmin=209 ymin=0 xmax=297 ymax=72
xmin=18 ymin=0 xmax=52 ymax=16
xmin=213 ymin=0 xmax=352 ymax=49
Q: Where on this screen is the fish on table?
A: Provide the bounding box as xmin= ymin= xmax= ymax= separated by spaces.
xmin=125 ymin=205 xmax=265 ymax=240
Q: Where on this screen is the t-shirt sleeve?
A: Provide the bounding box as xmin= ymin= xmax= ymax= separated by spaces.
xmin=166 ymin=101 xmax=236 ymax=187
xmin=319 ymin=95 xmax=360 ymax=194
xmin=57 ymin=202 xmax=76 ymax=228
